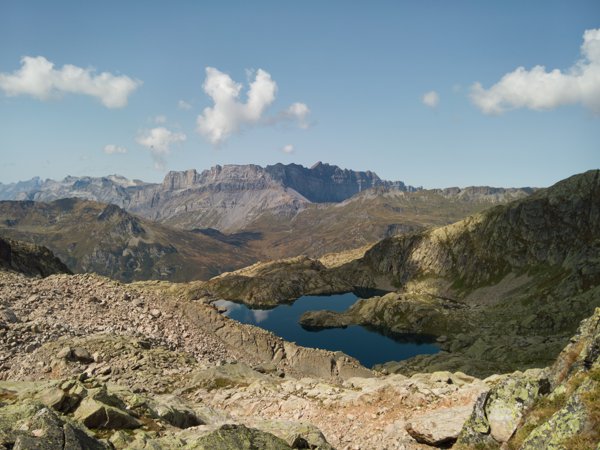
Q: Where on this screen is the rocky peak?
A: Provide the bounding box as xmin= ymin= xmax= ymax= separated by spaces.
xmin=265 ymin=162 xmax=405 ymax=203
xmin=161 ymin=169 xmax=200 ymax=190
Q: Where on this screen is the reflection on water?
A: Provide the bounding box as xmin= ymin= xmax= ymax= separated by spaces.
xmin=214 ymin=293 xmax=439 ymax=368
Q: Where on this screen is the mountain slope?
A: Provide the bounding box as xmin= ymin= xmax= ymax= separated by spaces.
xmin=243 ymin=184 xmax=532 ymax=260
xmin=0 ymin=199 xmax=256 ymax=282
xmin=204 ymin=170 xmax=600 ymax=377
xmin=0 ymin=236 xmax=71 ymax=277
xmin=320 ymin=170 xmax=600 ymax=375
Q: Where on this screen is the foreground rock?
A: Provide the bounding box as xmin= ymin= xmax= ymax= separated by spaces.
xmin=0 ymin=378 xmax=301 ymax=449
xmin=405 ymin=405 xmax=472 ymax=446
xmin=0 ymin=264 xmax=492 ymax=449
xmin=456 ymin=307 xmax=600 ymax=449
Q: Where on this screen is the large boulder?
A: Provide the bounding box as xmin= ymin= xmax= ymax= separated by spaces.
xmin=73 ymin=397 xmax=141 ymax=430
xmin=456 ymin=369 xmax=549 ymax=446
xmin=405 ymin=406 xmax=473 ymax=447
xmin=520 ymin=379 xmax=595 ymax=449
xmin=0 ymin=403 xmax=109 ymax=450
xmin=185 ymin=424 xmax=293 ymax=450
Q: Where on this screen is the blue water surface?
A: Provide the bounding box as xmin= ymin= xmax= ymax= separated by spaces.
xmin=214 ymin=293 xmax=439 ymax=368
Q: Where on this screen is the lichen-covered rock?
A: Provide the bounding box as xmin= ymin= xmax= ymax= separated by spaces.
xmin=73 ymin=397 xmax=141 ymax=429
xmin=520 ymin=379 xmax=594 ymax=449
xmin=458 ymin=307 xmax=600 ymax=449
xmin=0 ymin=405 xmax=109 ymax=450
xmin=249 ymin=419 xmax=334 ymax=449
xmin=486 ymin=369 xmax=550 ymax=442
xmin=456 ymin=369 xmax=550 ymax=446
xmin=185 ymin=424 xmax=293 ymax=450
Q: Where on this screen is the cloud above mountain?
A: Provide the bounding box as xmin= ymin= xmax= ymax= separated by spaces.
xmin=0 ymin=56 xmax=141 ymax=108
xmin=471 ymin=28 xmax=600 ymax=115
xmin=196 ymin=67 xmax=310 ymax=145
xmin=422 ymin=91 xmax=440 ymax=108
xmin=136 ymin=127 xmax=186 ymax=170
xmin=103 ymin=144 xmax=127 ymax=155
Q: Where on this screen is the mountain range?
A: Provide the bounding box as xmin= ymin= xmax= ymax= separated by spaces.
xmin=0 ymin=162 xmax=533 ymax=281
xmin=0 ymin=168 xmax=597 ymax=449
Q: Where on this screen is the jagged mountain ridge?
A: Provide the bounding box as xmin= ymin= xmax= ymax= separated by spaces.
xmin=0 ymin=162 xmax=531 ymax=233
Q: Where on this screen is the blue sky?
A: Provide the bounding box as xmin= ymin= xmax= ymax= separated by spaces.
xmin=1 ymin=1 xmax=599 ymax=188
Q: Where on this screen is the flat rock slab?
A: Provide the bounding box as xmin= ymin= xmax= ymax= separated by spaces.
xmin=405 ymin=405 xmax=473 ymax=446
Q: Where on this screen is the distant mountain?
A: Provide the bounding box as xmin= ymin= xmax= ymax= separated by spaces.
xmin=0 ymin=199 xmax=257 ymax=282
xmin=0 ymin=162 xmax=532 ymax=237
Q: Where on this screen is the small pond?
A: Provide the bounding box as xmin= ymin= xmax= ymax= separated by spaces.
xmin=214 ymin=293 xmax=439 ymax=368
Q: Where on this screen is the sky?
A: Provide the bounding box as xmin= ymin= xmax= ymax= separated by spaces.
xmin=0 ymin=1 xmax=599 ymax=188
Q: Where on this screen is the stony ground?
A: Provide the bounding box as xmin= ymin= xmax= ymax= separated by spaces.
xmin=0 ymin=269 xmax=492 ymax=449
xmin=0 ymin=270 xmax=233 ymax=379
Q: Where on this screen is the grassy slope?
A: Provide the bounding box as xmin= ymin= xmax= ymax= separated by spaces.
xmin=243 ymin=187 xmax=525 ymax=260
xmin=0 ymin=199 xmax=256 ymax=282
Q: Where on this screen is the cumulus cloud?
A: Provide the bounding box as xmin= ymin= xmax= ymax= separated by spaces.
xmin=471 ymin=28 xmax=600 ymax=115
xmin=178 ymin=100 xmax=192 ymax=110
xmin=136 ymin=127 xmax=186 ymax=170
xmin=0 ymin=56 xmax=141 ymax=108
xmin=196 ymin=67 xmax=311 ymax=145
xmin=422 ymin=90 xmax=440 ymax=108
xmin=197 ymin=67 xmax=277 ymax=145
xmin=283 ymin=102 xmax=311 ymax=128
xmin=103 ymin=144 xmax=127 ymax=155
xmin=281 ymin=144 xmax=294 ymax=154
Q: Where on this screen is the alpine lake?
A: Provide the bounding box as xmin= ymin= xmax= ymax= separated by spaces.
xmin=214 ymin=293 xmax=439 ymax=368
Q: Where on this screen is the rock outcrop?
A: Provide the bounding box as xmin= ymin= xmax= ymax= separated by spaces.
xmin=456 ymin=307 xmax=600 ymax=449
xmin=0 ymin=236 xmax=70 ymax=277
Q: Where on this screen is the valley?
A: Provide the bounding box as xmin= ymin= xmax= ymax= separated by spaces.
xmin=3 ymin=4 xmax=598 ymax=449
xmin=0 ymin=162 xmax=532 ymax=281
xmin=0 ymin=166 xmax=598 ymax=449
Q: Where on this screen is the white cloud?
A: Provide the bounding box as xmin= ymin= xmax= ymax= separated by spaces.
xmin=103 ymin=144 xmax=127 ymax=155
xmin=471 ymin=28 xmax=600 ymax=115
xmin=136 ymin=127 xmax=186 ymax=170
xmin=197 ymin=67 xmax=277 ymax=145
xmin=422 ymin=90 xmax=440 ymax=108
xmin=196 ymin=67 xmax=311 ymax=145
xmin=283 ymin=102 xmax=311 ymax=128
xmin=154 ymin=115 xmax=167 ymax=124
xmin=0 ymin=56 xmax=141 ymax=108
xmin=281 ymin=144 xmax=295 ymax=154
xmin=178 ymin=100 xmax=192 ymax=110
